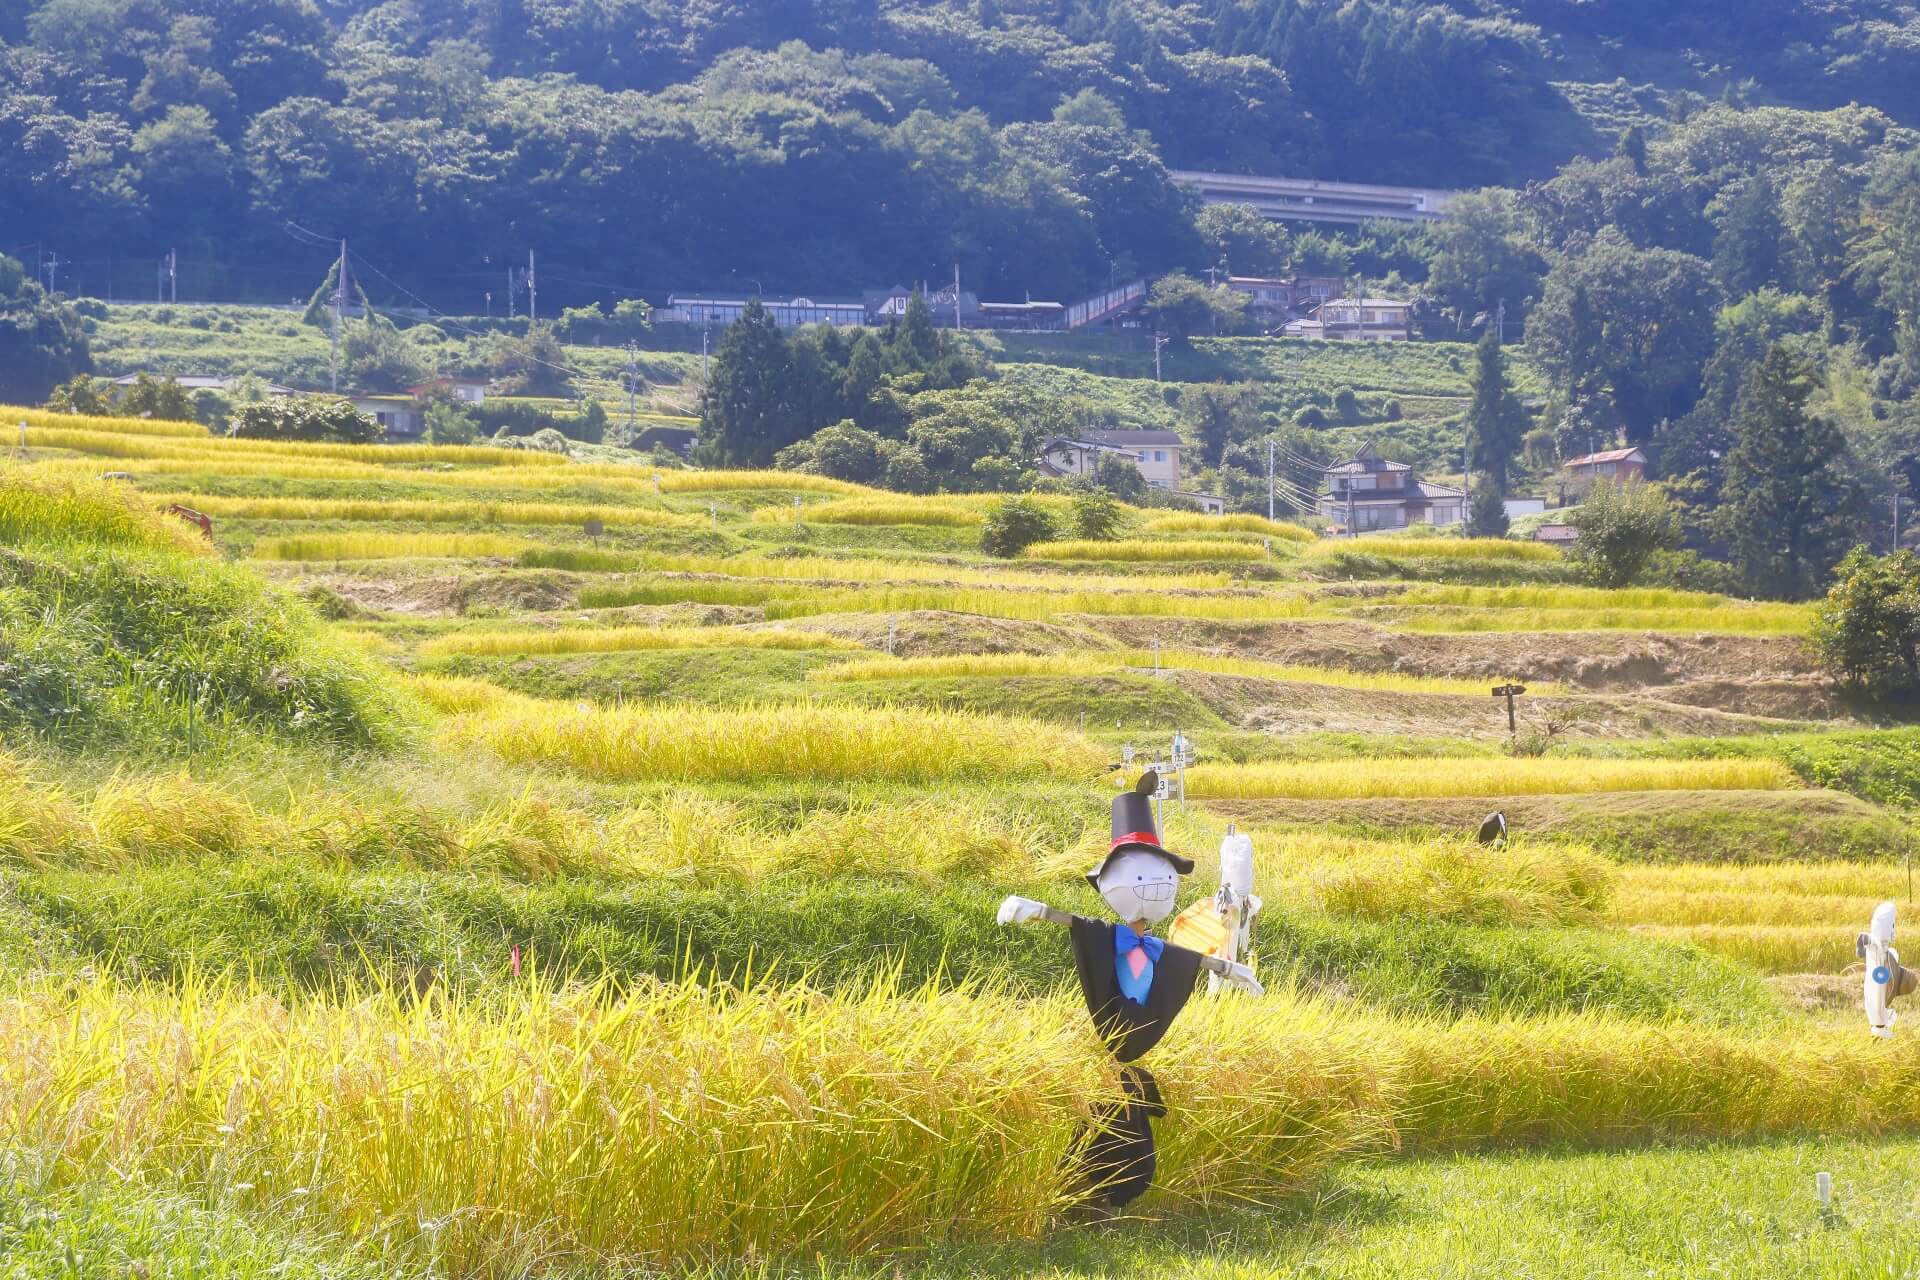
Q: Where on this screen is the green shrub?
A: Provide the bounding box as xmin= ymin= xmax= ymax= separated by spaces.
xmin=979 ymin=496 xmax=1059 ymax=557
xmin=1811 ymin=546 xmax=1920 ymax=701
xmin=230 ymin=397 xmax=381 ymax=443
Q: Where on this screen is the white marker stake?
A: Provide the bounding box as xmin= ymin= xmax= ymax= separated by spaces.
xmin=1816 ymin=1171 xmax=1832 ymax=1211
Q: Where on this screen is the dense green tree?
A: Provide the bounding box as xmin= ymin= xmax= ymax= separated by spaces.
xmin=1465 ymin=331 xmax=1529 ymax=490
xmin=1566 ymin=480 xmax=1683 ymax=588
xmin=1069 ymin=486 xmax=1127 ymax=540
xmin=1528 ymin=230 xmax=1719 ymax=441
xmin=1466 ymin=476 xmax=1510 ymax=537
xmin=697 ymin=299 xmax=799 ymax=468
xmin=979 ymin=496 xmax=1057 ymax=557
xmin=1424 ymin=189 xmax=1545 ymax=332
xmin=0 ymin=254 xmax=89 ymax=405
xmin=1144 ymin=273 xmax=1248 ymax=347
xmin=1194 ymin=203 xmax=1291 ymax=277
xmin=117 ymin=373 xmax=195 ymax=421
xmin=425 ymin=398 xmax=478 ymax=445
xmin=42 ymin=373 xmax=110 ymax=415
xmin=1182 ymin=382 xmax=1261 ymax=468
xmin=1811 ymin=546 xmax=1920 ymax=699
xmin=1711 ymin=174 xmax=1785 ymax=300
xmin=229 ymin=398 xmax=381 ymax=443
xmin=1718 ymin=346 xmax=1870 ymax=599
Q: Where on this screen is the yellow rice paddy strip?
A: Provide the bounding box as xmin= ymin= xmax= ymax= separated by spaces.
xmin=1183 ymin=757 xmax=1797 ymax=801
xmin=420 ymin=624 xmax=868 ymax=658
xmin=1627 ymin=925 xmax=1863 ymax=974
xmin=654 ymin=469 xmax=878 ymax=495
xmin=442 ymin=690 xmax=1108 ymax=784
xmin=24 ymin=422 xmax=570 ymax=468
xmin=249 ymin=532 xmax=534 ymax=561
xmin=1375 ymin=604 xmax=1817 ymax=635
xmin=808 ymin=650 xmax=1524 ymax=696
xmin=1023 ymin=538 xmax=1270 ymax=563
xmin=638 ymin=553 xmax=1232 ymax=591
xmin=1145 ymin=512 xmax=1315 ymax=541
xmin=7 ymin=404 xmax=209 ymax=438
xmin=1309 ymin=536 xmax=1560 ymax=562
xmin=751 ymin=497 xmax=987 ymax=527
xmin=149 ymin=492 xmax=698 ymax=528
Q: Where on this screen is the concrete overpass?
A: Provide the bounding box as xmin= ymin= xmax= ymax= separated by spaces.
xmin=1172 ymin=170 xmax=1458 ymax=226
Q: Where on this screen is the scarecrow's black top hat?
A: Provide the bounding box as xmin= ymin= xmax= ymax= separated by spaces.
xmin=1084 ymin=770 xmax=1195 ymax=888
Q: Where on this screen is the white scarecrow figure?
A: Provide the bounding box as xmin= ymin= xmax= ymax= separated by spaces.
xmin=1860 ymin=901 xmax=1919 ymax=1038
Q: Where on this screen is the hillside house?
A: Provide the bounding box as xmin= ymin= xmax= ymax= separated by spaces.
xmin=1226 ymin=275 xmax=1343 ymax=323
xmin=1563 ymin=446 xmax=1648 ymax=494
xmin=344 ymin=393 xmax=424 ymax=440
xmin=1316 ymin=440 xmax=1465 ymax=532
xmin=660 ymin=294 xmax=867 ymax=328
xmin=409 ymin=376 xmax=488 ymax=404
xmin=1298 ymin=297 xmax=1413 ymax=342
xmin=108 ymin=373 xmax=295 ymax=397
xmin=1037 ymin=429 xmax=1184 ymax=490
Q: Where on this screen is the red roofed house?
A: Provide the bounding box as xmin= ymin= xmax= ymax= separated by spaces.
xmin=1563 ymin=446 xmax=1648 ymax=495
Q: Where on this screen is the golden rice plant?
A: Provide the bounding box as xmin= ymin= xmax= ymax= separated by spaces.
xmin=1311 ymin=536 xmax=1560 ymax=562
xmin=1385 ymin=584 xmax=1730 ymax=610
xmin=655 ymin=470 xmax=877 ymax=495
xmin=582 ymin=579 xmax=1318 ymax=624
xmin=1626 ymin=925 xmax=1859 ymax=973
xmin=635 ymin=553 xmax=1231 ymax=591
xmin=1022 ymin=538 xmax=1270 ymax=563
xmin=1145 ymin=512 xmax=1316 ymax=541
xmin=0 ymin=475 xmax=211 ymax=556
xmin=1389 ymin=1010 xmax=1920 ymax=1151
xmin=331 ymin=627 xmax=402 ymax=655
xmin=149 ymin=492 xmax=698 ymax=528
xmin=1256 ymin=830 xmax=1615 ymax=926
xmin=7 ymin=403 xmax=208 ymax=438
xmin=248 ymin=532 xmax=533 ymax=561
xmin=441 ymin=690 xmax=1107 ymax=784
xmin=809 ymin=650 xmax=1518 ymax=696
xmin=1184 ymin=757 xmax=1797 ymax=801
xmin=0 ymin=975 xmax=1394 ymax=1268
xmin=24 ymin=420 xmax=569 ymax=468
xmin=751 ymin=497 xmax=986 ymax=527
xmin=419 ymin=623 xmax=868 ymax=658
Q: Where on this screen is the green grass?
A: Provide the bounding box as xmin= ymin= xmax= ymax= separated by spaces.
xmin=722 ymin=1137 xmax=1920 ymax=1278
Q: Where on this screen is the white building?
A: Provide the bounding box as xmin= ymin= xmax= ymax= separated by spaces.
xmin=1037 ymin=429 xmax=1184 ymax=489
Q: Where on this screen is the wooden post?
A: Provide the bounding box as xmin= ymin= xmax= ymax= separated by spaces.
xmin=1491 ymin=683 xmax=1527 ymax=732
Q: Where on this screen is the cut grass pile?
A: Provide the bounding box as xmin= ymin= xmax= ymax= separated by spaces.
xmin=419 ymin=624 xmax=868 ymax=658
xmin=0 ymin=475 xmax=210 ymax=556
xmin=1308 ymin=537 xmax=1560 ymax=563
xmin=1022 ymin=538 xmax=1271 ymax=563
xmin=1145 ymin=512 xmax=1315 ymax=541
xmin=433 ymin=682 xmax=1109 ymax=784
xmin=249 ymin=532 xmax=533 ymax=561
xmin=809 ymin=650 xmax=1517 ymax=696
xmin=151 ymin=492 xmax=699 ymax=528
xmin=1185 ymin=757 xmax=1797 ymax=801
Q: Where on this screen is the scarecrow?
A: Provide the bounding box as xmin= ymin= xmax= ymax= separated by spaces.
xmin=1860 ymin=901 xmax=1919 ymax=1038
xmin=996 ymin=771 xmax=1263 ymax=1211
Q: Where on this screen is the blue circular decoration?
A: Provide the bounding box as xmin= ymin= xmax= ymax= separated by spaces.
xmin=1874 ymin=966 xmax=1892 ymax=984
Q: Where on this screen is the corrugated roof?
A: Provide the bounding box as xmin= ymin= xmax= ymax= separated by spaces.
xmin=1419 ymin=480 xmax=1465 ymax=499
xmin=1564 ymin=447 xmax=1645 ymax=467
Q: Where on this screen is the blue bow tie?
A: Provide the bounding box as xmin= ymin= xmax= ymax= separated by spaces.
xmin=1113 ymin=923 xmax=1165 ymax=1005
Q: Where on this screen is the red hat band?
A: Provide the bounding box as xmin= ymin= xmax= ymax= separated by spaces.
xmin=1110 ymin=831 xmax=1162 ymax=852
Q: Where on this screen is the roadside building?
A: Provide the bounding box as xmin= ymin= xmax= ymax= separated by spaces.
xmin=1316 ymin=439 xmax=1465 ymax=532
xmin=1533 ymin=523 xmax=1580 ymax=547
xmin=1297 ymin=297 xmax=1414 ymax=342
xmin=659 ymin=294 xmax=867 ymax=328
xmin=1225 ymin=275 xmax=1343 ymax=325
xmin=1037 ymin=429 xmax=1185 ymax=490
xmin=343 ymin=392 xmax=424 ymax=439
xmin=1563 ymin=446 xmax=1649 ymax=494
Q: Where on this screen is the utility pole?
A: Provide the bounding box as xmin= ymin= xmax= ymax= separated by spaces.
xmin=1896 ymin=488 xmax=1903 ymax=553
xmin=701 ymin=325 xmax=710 ymax=381
xmin=41 ymin=251 xmax=60 ymax=295
xmin=507 ymin=267 xmax=516 ymax=319
xmin=953 ymin=263 xmax=963 ymax=330
xmin=624 ymin=342 xmax=639 ymax=431
xmin=527 ymin=250 xmax=536 ymax=325
xmin=1495 ymin=297 xmax=1507 ymax=345
xmin=167 ymin=249 xmax=177 ymax=304
xmin=1267 ymin=438 xmax=1276 ymax=521
xmin=1154 ymin=331 xmax=1168 ymax=382
xmin=330 ymin=238 xmax=348 ymax=394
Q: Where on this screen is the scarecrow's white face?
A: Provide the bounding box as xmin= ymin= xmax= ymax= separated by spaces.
xmin=1097 ymin=849 xmax=1180 ymax=924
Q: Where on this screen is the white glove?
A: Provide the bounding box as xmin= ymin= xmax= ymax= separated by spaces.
xmin=996 ymin=895 xmax=1048 ymax=926
xmin=1220 ymin=961 xmax=1265 ymax=997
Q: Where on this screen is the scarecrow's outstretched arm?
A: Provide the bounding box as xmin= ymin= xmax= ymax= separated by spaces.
xmin=994 ymin=895 xmax=1265 ymax=995
xmin=996 ymin=895 xmax=1075 ymax=927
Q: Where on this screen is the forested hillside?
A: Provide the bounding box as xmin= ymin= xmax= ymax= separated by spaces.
xmin=8 ymin=0 xmax=1920 ymax=303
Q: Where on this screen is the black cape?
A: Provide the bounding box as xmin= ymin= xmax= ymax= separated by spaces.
xmin=1067 ymin=916 xmax=1204 ymax=1062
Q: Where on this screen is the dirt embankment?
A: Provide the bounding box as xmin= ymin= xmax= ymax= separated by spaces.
xmin=1087 ymin=618 xmax=1817 ymax=687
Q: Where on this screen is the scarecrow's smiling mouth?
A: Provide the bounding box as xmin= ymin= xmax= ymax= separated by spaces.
xmin=1130 ymin=879 xmax=1175 ymax=903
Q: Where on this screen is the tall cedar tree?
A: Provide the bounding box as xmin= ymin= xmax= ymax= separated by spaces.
xmin=1718 ymin=345 xmax=1868 ymax=599
xmin=1465 ymin=330 xmax=1528 ymax=490
xmin=698 ymin=298 xmax=798 ymax=467
xmin=1466 ymin=476 xmax=1510 ymax=537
